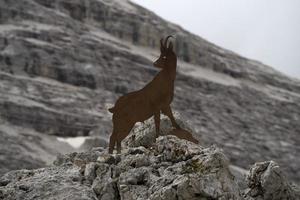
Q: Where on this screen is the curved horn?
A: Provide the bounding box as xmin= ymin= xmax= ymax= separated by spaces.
xmin=160 ymin=38 xmax=164 ymax=48
xmin=164 ymin=35 xmax=173 ymax=48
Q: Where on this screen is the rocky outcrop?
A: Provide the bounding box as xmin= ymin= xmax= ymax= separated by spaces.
xmin=1 ymin=124 xmax=299 ymax=200
xmin=123 ymin=112 xmax=199 ymax=149
xmin=24 ymin=0 xmax=300 ymax=92
xmin=0 ymin=136 xmax=243 ymax=200
xmin=0 ymin=65 xmax=112 ymax=137
xmin=0 ymin=165 xmax=98 ymax=200
xmin=0 ymin=0 xmax=300 ymax=184
xmin=244 ymin=161 xmax=300 ymax=200
xmin=79 ymin=136 xmax=108 ymax=152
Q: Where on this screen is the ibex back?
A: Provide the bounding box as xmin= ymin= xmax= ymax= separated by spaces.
xmin=108 ymin=36 xmax=180 ymax=153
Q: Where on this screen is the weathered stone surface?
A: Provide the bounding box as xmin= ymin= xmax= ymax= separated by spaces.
xmin=1 ymin=120 xmax=299 ymax=200
xmin=123 ymin=112 xmax=199 ymax=148
xmin=53 ymin=150 xmax=102 ymax=167
xmin=0 ymin=135 xmax=243 ymax=200
xmin=0 ymin=122 xmax=74 ymax=176
xmin=0 ymin=166 xmax=98 ymax=200
xmin=0 ymin=0 xmax=299 ymax=184
xmin=79 ymin=136 xmax=108 ymax=152
xmin=244 ymin=161 xmax=300 ymax=200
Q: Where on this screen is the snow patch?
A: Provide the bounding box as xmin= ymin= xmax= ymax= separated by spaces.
xmin=57 ymin=136 xmax=91 ymax=148
xmin=25 ymin=38 xmax=62 ymax=49
xmin=84 ymin=64 xmax=93 ymax=70
xmin=179 ymin=61 xmax=241 ymax=87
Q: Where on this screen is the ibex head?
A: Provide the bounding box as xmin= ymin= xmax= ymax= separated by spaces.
xmin=154 ymin=35 xmax=176 ymax=69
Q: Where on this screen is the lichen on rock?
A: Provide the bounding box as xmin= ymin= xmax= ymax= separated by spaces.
xmin=0 ymin=133 xmax=243 ymax=200
xmin=0 ymin=114 xmax=299 ymax=200
xmin=244 ymin=161 xmax=300 ymax=200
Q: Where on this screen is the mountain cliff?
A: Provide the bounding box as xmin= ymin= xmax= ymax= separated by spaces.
xmin=0 ymin=0 xmax=299 ymax=184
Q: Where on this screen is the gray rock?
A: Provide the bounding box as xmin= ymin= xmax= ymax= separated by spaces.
xmin=53 ymin=151 xmax=101 ymax=167
xmin=0 ymin=166 xmax=98 ymax=200
xmin=244 ymin=161 xmax=300 ymax=200
xmin=0 ymin=135 xmax=243 ymax=200
xmin=123 ymin=112 xmax=199 ymax=148
xmin=80 ymin=136 xmax=108 ymax=152
xmin=92 ymin=177 xmax=119 ymax=200
xmin=229 ymin=165 xmax=248 ymax=190
xmin=0 ymin=122 xmax=74 ymax=176
xmin=84 ymin=162 xmax=97 ymax=184
xmin=107 ymin=136 xmax=243 ymax=200
xmin=0 ymin=0 xmax=299 ymax=184
xmin=1 ymin=131 xmax=300 ymax=200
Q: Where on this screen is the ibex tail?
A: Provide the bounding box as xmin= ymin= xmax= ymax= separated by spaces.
xmin=108 ymin=107 xmax=115 ymax=113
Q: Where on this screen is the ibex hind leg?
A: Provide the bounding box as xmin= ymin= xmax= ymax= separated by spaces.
xmin=117 ymin=140 xmax=121 ymax=154
xmin=115 ymin=122 xmax=135 ymax=154
xmin=162 ymin=105 xmax=180 ymax=129
xmin=108 ymin=133 xmax=117 ymax=154
xmin=154 ymin=112 xmax=160 ymax=138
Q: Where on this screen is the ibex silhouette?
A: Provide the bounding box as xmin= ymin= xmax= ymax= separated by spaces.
xmin=108 ymin=36 xmax=183 ymax=154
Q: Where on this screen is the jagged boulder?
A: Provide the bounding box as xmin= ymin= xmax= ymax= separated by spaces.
xmin=1 ymin=119 xmax=299 ymax=200
xmin=0 ymin=135 xmax=243 ymax=200
xmin=244 ymin=161 xmax=300 ymax=200
xmin=0 ymin=166 xmax=98 ymax=200
xmin=79 ymin=136 xmax=108 ymax=152
xmin=122 ymin=112 xmax=199 ymax=149
xmin=1 ymin=0 xmax=300 ymax=184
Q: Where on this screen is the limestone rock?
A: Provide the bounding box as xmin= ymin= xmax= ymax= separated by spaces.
xmin=1 ymin=132 xmax=299 ymax=200
xmin=79 ymin=136 xmax=108 ymax=152
xmin=0 ymin=166 xmax=98 ymax=200
xmin=244 ymin=161 xmax=300 ymax=200
xmin=0 ymin=136 xmax=243 ymax=200
xmin=0 ymin=123 xmax=74 ymax=176
xmin=0 ymin=0 xmax=299 ymax=184
xmin=122 ymin=112 xmax=199 ymax=149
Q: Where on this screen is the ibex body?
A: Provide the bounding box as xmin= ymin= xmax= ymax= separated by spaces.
xmin=108 ymin=36 xmax=180 ymax=153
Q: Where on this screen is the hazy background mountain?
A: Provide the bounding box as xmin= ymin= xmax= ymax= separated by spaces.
xmin=0 ymin=0 xmax=299 ymax=184
xmin=132 ymin=0 xmax=300 ymax=79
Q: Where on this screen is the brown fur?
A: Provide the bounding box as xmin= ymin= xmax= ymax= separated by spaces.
xmin=108 ymin=36 xmax=187 ymax=153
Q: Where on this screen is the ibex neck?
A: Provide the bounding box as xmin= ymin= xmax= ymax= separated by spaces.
xmin=163 ymin=63 xmax=177 ymax=81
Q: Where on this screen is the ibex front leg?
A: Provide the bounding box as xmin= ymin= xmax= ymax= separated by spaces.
xmin=108 ymin=133 xmax=116 ymax=153
xmin=162 ymin=105 xmax=180 ymax=129
xmin=117 ymin=140 xmax=121 ymax=154
xmin=154 ymin=112 xmax=160 ymax=138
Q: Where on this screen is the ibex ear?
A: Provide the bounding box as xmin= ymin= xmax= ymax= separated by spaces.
xmin=168 ymin=41 xmax=173 ymax=51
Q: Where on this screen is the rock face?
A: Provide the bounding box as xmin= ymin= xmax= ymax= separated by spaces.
xmin=0 ymin=136 xmax=243 ymax=200
xmin=244 ymin=161 xmax=300 ymax=200
xmin=0 ymin=0 xmax=300 ymax=184
xmin=0 ymin=122 xmax=74 ymax=176
xmin=123 ymin=112 xmax=199 ymax=149
xmin=79 ymin=136 xmax=108 ymax=152
xmin=0 ymin=166 xmax=99 ymax=200
xmin=1 ymin=123 xmax=299 ymax=200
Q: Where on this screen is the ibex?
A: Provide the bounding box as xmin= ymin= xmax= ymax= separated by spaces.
xmin=108 ymin=36 xmax=182 ymax=154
